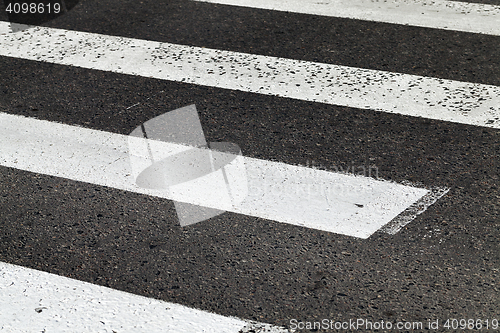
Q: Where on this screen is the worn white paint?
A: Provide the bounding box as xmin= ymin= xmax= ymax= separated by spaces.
xmin=0 ymin=261 xmax=290 ymax=332
xmin=0 ymin=22 xmax=499 ymax=129
xmin=192 ymin=0 xmax=500 ymax=36
xmin=380 ymin=186 xmax=450 ymax=235
xmin=0 ymin=112 xmax=447 ymax=238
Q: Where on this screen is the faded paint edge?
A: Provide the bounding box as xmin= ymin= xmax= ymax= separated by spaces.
xmin=380 ymin=186 xmax=450 ymax=235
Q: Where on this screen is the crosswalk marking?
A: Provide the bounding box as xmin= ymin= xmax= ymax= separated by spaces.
xmin=192 ymin=0 xmax=500 ymax=36
xmin=1 ymin=21 xmax=499 ymax=129
xmin=0 ymin=262 xmax=291 ymax=333
xmin=0 ymin=112 xmax=449 ymax=238
xmin=0 ymin=1 xmax=496 ymax=330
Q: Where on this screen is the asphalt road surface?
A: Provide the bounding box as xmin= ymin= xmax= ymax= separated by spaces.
xmin=0 ymin=0 xmax=499 ymax=332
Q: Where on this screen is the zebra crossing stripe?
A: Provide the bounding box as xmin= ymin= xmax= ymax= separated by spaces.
xmin=192 ymin=0 xmax=500 ymax=36
xmin=0 ymin=22 xmax=499 ymax=129
xmin=0 ymin=112 xmax=448 ymax=238
xmin=0 ymin=262 xmax=292 ymax=332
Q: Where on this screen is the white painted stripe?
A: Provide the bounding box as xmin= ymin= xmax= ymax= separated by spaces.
xmin=0 ymin=112 xmax=447 ymax=238
xmin=0 ymin=261 xmax=291 ymax=333
xmin=192 ymin=0 xmax=500 ymax=36
xmin=0 ymin=22 xmax=499 ymax=129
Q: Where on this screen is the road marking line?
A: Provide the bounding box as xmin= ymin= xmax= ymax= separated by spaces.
xmin=0 ymin=112 xmax=448 ymax=238
xmin=192 ymin=0 xmax=500 ymax=36
xmin=0 ymin=22 xmax=499 ymax=129
xmin=0 ymin=262 xmax=291 ymax=333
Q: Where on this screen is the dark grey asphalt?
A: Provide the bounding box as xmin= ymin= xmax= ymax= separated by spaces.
xmin=0 ymin=0 xmax=499 ymax=331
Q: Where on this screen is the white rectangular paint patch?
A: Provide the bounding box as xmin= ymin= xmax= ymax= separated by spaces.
xmin=192 ymin=0 xmax=500 ymax=36
xmin=0 ymin=112 xmax=447 ymax=238
xmin=0 ymin=22 xmax=499 ymax=129
xmin=0 ymin=261 xmax=290 ymax=333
